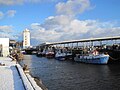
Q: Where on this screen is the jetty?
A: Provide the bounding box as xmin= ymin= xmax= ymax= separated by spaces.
xmin=0 ymin=57 xmax=43 ymax=90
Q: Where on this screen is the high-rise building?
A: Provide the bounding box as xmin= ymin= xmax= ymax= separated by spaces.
xmin=23 ymin=29 xmax=30 ymax=49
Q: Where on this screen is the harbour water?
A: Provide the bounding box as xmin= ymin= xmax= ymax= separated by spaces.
xmin=21 ymin=55 xmax=120 ymax=90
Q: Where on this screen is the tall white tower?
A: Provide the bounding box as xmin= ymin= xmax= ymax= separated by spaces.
xmin=23 ymin=29 xmax=30 ymax=49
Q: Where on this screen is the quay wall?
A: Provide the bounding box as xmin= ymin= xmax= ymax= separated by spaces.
xmin=16 ymin=64 xmax=43 ymax=90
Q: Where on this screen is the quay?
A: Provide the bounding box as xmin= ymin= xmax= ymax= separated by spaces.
xmin=0 ymin=57 xmax=43 ymax=90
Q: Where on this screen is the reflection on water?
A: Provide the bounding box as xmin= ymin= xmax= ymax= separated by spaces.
xmin=21 ymin=55 xmax=120 ymax=90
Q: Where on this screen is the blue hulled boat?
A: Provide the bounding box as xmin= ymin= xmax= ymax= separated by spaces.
xmin=74 ymin=53 xmax=109 ymax=64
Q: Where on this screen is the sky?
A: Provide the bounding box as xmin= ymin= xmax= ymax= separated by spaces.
xmin=0 ymin=0 xmax=120 ymax=45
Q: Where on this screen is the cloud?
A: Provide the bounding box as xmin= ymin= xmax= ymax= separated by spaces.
xmin=28 ymin=0 xmax=120 ymax=45
xmin=0 ymin=0 xmax=23 ymax=5
xmin=0 ymin=11 xmax=4 ymax=19
xmin=6 ymin=10 xmax=16 ymax=17
xmin=0 ymin=0 xmax=59 ymax=5
xmin=30 ymin=22 xmax=61 ymax=43
xmin=0 ymin=25 xmax=18 ymax=39
xmin=29 ymin=15 xmax=120 ymax=45
xmin=1 ymin=0 xmax=119 ymax=45
xmin=0 ymin=25 xmax=13 ymax=32
xmin=56 ymin=0 xmax=90 ymax=16
xmin=0 ymin=10 xmax=16 ymax=20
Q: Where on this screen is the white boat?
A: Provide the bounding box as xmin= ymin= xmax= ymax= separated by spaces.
xmin=74 ymin=51 xmax=109 ymax=64
xmin=55 ymin=49 xmax=72 ymax=61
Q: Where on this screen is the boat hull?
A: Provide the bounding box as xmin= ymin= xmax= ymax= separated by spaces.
xmin=74 ymin=55 xmax=109 ymax=64
xmin=46 ymin=52 xmax=55 ymax=58
xmin=36 ymin=52 xmax=43 ymax=57
xmin=55 ymin=53 xmax=73 ymax=61
xmin=55 ymin=56 xmax=66 ymax=61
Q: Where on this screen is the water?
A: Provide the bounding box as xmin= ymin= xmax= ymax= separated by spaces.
xmin=21 ymin=55 xmax=120 ymax=90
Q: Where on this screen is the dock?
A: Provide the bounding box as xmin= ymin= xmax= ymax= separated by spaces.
xmin=0 ymin=57 xmax=43 ymax=90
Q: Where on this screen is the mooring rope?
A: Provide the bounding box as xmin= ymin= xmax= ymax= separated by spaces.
xmin=109 ymin=55 xmax=120 ymax=61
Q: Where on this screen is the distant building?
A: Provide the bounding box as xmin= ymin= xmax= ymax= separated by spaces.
xmin=9 ymin=40 xmax=16 ymax=47
xmin=0 ymin=38 xmax=9 ymax=57
xmin=23 ymin=29 xmax=30 ymax=49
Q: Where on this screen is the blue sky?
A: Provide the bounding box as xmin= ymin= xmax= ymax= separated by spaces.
xmin=83 ymin=0 xmax=120 ymax=21
xmin=0 ymin=0 xmax=120 ymax=45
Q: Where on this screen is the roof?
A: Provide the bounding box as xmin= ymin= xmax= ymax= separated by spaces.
xmin=46 ymin=36 xmax=120 ymax=45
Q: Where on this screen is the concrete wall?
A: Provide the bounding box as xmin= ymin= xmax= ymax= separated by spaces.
xmin=0 ymin=38 xmax=9 ymax=57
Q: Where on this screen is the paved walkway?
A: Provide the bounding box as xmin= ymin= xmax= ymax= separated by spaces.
xmin=0 ymin=57 xmax=25 ymax=90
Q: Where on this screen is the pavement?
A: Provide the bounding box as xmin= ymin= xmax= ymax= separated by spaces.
xmin=0 ymin=57 xmax=43 ymax=90
xmin=0 ymin=57 xmax=25 ymax=90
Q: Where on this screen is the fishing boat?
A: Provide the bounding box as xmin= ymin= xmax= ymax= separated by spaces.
xmin=55 ymin=49 xmax=72 ymax=61
xmin=41 ymin=49 xmax=47 ymax=56
xmin=74 ymin=50 xmax=109 ymax=64
xmin=45 ymin=47 xmax=55 ymax=58
xmin=55 ymin=52 xmax=66 ymax=61
xmin=46 ymin=51 xmax=55 ymax=58
xmin=36 ymin=51 xmax=42 ymax=57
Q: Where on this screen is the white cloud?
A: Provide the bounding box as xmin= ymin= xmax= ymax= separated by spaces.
xmin=0 ymin=11 xmax=4 ymax=19
xmin=0 ymin=25 xmax=18 ymax=39
xmin=0 ymin=25 xmax=13 ymax=33
xmin=1 ymin=0 xmax=119 ymax=45
xmin=0 ymin=10 xmax=16 ymax=20
xmin=0 ymin=0 xmax=59 ymax=5
xmin=30 ymin=22 xmax=61 ymax=43
xmin=56 ymin=0 xmax=90 ymax=16
xmin=6 ymin=10 xmax=16 ymax=17
xmin=29 ymin=15 xmax=120 ymax=44
xmin=0 ymin=0 xmax=24 ymax=5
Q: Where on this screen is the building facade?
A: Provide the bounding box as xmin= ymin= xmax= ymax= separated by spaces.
xmin=23 ymin=29 xmax=30 ymax=49
xmin=0 ymin=38 xmax=9 ymax=57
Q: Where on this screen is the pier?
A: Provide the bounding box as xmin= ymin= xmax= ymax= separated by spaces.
xmin=0 ymin=57 xmax=43 ymax=90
